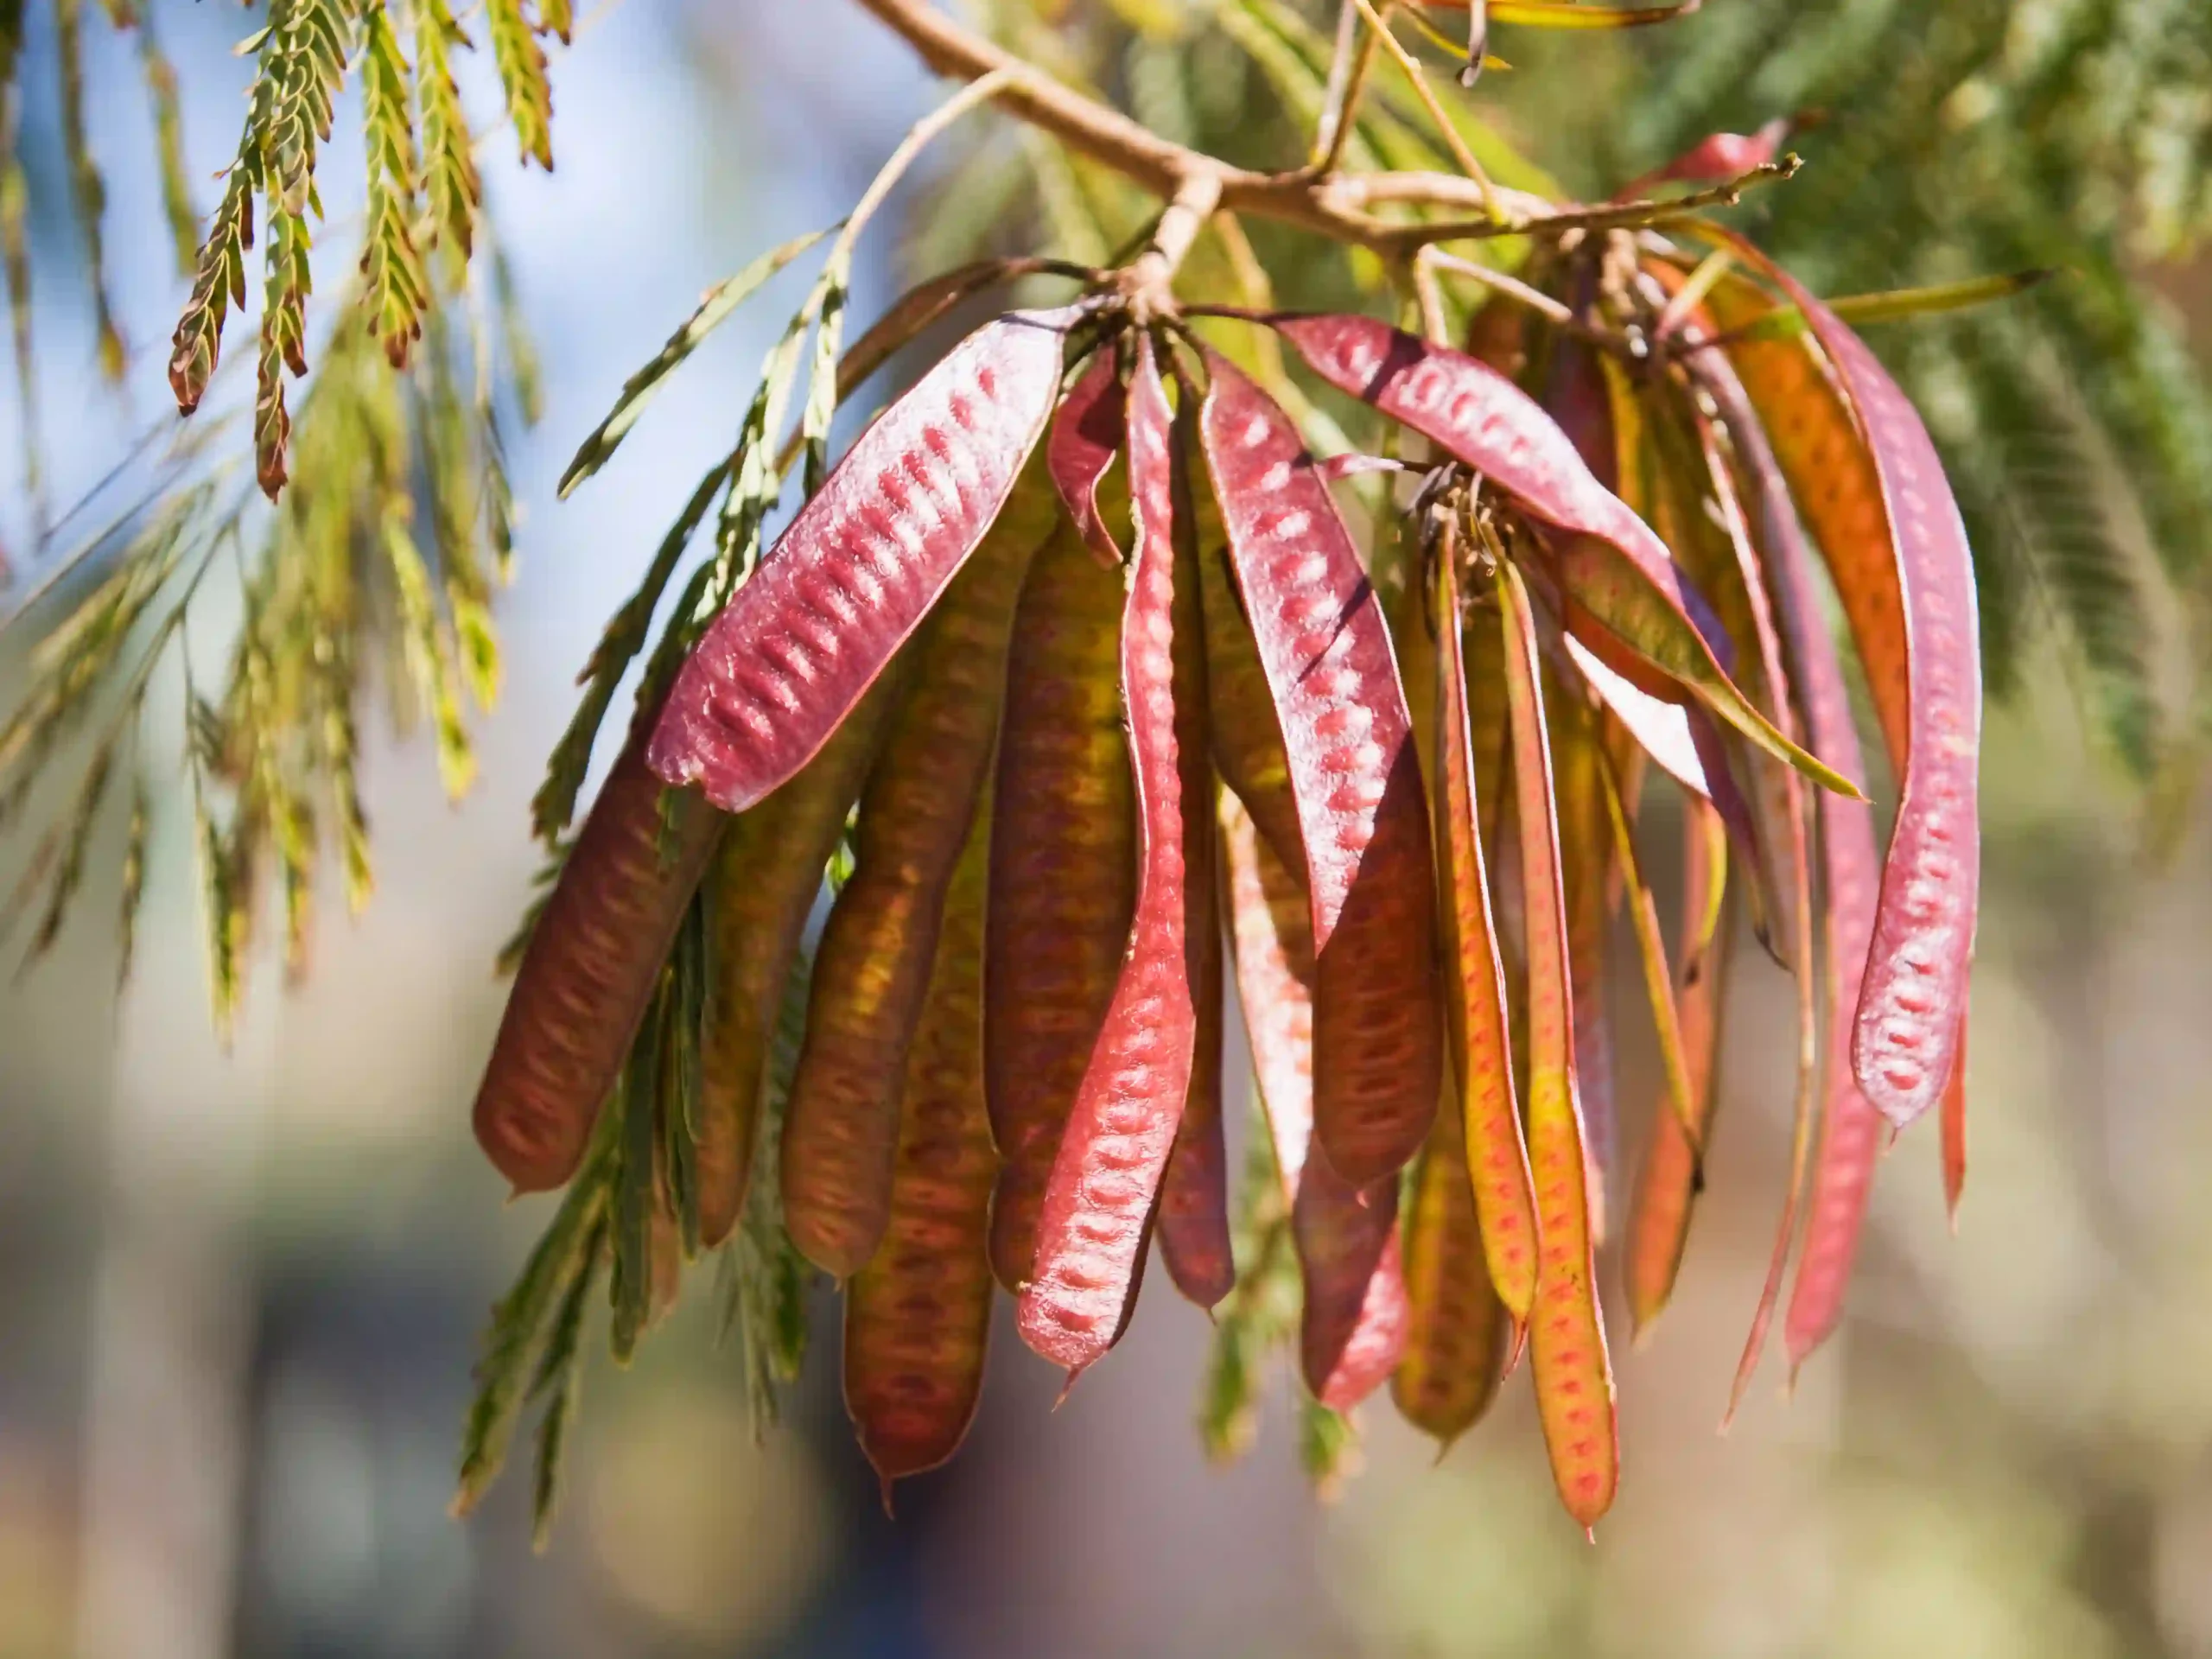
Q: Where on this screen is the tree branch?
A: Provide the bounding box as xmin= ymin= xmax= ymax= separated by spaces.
xmin=849 ymin=0 xmax=1792 ymax=256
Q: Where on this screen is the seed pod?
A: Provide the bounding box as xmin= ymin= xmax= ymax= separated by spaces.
xmin=1192 ymin=448 xmax=1305 ymax=874
xmin=1624 ymin=802 xmax=1731 ymax=1335
xmin=1218 ymin=797 xmax=1410 ymax=1410
xmin=1497 ymin=558 xmax=1617 ymax=1532
xmin=1269 ymin=313 xmax=1855 ymax=800
xmin=1431 ymin=540 xmax=1538 ymax=1325
xmin=843 ymin=792 xmax=996 ymax=1492
xmin=1156 ymin=420 xmax=1234 ymax=1310
xmin=648 ymin=308 xmax=1073 ymax=813
xmin=1049 ymin=348 xmax=1127 ymax=569
xmin=1199 ymin=346 xmax=1442 ymax=1190
xmin=474 ymin=728 xmax=722 ymax=1193
xmin=1391 ymin=1081 xmax=1509 ymax=1446
xmin=782 ymin=461 xmax=1054 ymax=1277
xmin=1548 ymin=684 xmax=1621 ymax=1239
xmin=985 ymin=520 xmax=1137 ymax=1292
xmin=1690 ymin=344 xmax=1887 ymax=1376
xmin=696 ymin=675 xmax=900 ymax=1247
xmin=1706 ymin=238 xmax=1981 ymax=1127
xmin=1019 ymin=340 xmax=1197 ymax=1375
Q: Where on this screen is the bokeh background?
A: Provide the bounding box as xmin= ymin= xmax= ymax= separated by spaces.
xmin=4 ymin=3 xmax=2212 ymax=1656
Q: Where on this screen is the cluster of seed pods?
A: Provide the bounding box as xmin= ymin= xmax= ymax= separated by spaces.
xmin=472 ymin=223 xmax=1980 ymax=1526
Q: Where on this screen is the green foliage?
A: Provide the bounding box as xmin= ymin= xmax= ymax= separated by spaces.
xmin=1623 ymin=0 xmax=2212 ymax=777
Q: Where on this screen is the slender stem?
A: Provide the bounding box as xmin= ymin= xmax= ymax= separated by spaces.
xmin=1421 ymin=247 xmax=1576 ymax=328
xmin=1348 ymin=0 xmax=1509 ymax=225
xmin=1309 ymin=0 xmax=1379 ymax=175
xmin=1122 ymin=170 xmax=1224 ymax=319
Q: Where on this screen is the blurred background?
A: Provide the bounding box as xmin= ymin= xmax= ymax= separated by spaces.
xmin=3 ymin=3 xmax=2212 ymax=1656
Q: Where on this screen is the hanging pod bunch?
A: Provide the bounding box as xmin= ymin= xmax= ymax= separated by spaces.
xmin=461 ymin=148 xmax=1986 ymax=1537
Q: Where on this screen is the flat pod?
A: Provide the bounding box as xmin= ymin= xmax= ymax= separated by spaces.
xmin=648 ymin=308 xmax=1074 ymax=813
xmin=474 ymin=728 xmax=722 ymax=1193
xmin=1198 ymin=347 xmax=1443 ymax=1190
xmin=1433 ymin=543 xmax=1539 ymax=1324
xmin=1018 ymin=340 xmax=1197 ymax=1375
xmin=781 ymin=461 xmax=1056 ymax=1277
xmin=1497 ymin=559 xmax=1618 ymax=1530
xmin=843 ymin=798 xmax=997 ymax=1490
xmin=1706 ymin=238 xmax=1982 ymax=1126
xmin=1268 ymin=313 xmax=1856 ymax=802
xmin=1194 ymin=475 xmax=1306 ymax=874
xmin=696 ymin=674 xmax=900 ymax=1247
xmin=1155 ymin=416 xmax=1235 ymax=1310
xmin=984 ymin=520 xmax=1137 ymax=1292
xmin=1217 ymin=798 xmax=1410 ymax=1408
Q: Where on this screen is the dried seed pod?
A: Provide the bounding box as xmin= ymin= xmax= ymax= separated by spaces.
xmin=1391 ymin=1083 xmax=1508 ymax=1447
xmin=1199 ymin=347 xmax=1442 ymax=1191
xmin=1048 ymin=348 xmax=1127 ymax=569
xmin=1548 ymin=684 xmax=1622 ymax=1239
xmin=1019 ymin=340 xmax=1197 ymax=1375
xmin=1941 ymin=1018 xmax=1968 ymax=1223
xmin=843 ymin=794 xmax=996 ymax=1493
xmin=474 ymin=728 xmax=722 ymax=1193
xmin=1156 ymin=422 xmax=1234 ymax=1310
xmin=696 ymin=676 xmax=900 ymax=1247
xmin=1432 ymin=541 xmax=1538 ymax=1325
xmin=1497 ymin=558 xmax=1617 ymax=1531
xmin=1218 ymin=797 xmax=1410 ymax=1411
xmin=1268 ymin=313 xmax=1856 ymax=801
xmin=1707 ymin=240 xmax=1981 ymax=1126
xmin=1690 ymin=345 xmax=1886 ymax=1376
xmin=648 ymin=308 xmax=1073 ymax=813
xmin=1624 ymin=802 xmax=1731 ymax=1335
xmin=782 ymin=461 xmax=1055 ymax=1277
xmin=985 ymin=520 xmax=1137 ymax=1291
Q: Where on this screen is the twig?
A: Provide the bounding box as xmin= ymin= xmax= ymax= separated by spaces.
xmin=849 ymin=0 xmax=1783 ymax=254
xmin=1347 ymin=0 xmax=1510 ymax=226
xmin=1309 ymin=0 xmax=1379 ymax=175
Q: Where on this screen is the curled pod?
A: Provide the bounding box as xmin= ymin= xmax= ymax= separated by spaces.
xmin=1199 ymin=347 xmax=1443 ymax=1191
xmin=984 ymin=518 xmax=1138 ymax=1292
xmin=1391 ymin=1082 xmax=1508 ymax=1447
xmin=1269 ymin=313 xmax=1856 ymax=801
xmin=781 ymin=461 xmax=1056 ymax=1277
xmin=1705 ymin=238 xmax=1981 ymax=1127
xmin=843 ymin=792 xmax=997 ymax=1494
xmin=1497 ymin=558 xmax=1618 ymax=1532
xmin=1049 ymin=349 xmax=1128 ymax=569
xmin=649 ymin=308 xmax=1074 ymax=813
xmin=695 ymin=674 xmax=901 ymax=1248
xmin=1218 ymin=797 xmax=1410 ymax=1409
xmin=474 ymin=727 xmax=722 ymax=1194
xmin=1155 ymin=420 xmax=1235 ymax=1310
xmin=1018 ymin=339 xmax=1198 ymax=1376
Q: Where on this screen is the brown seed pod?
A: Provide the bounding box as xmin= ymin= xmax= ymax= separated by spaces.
xmin=781 ymin=460 xmax=1056 ymax=1277
xmin=694 ymin=672 xmax=901 ymax=1248
xmin=843 ymin=793 xmax=997 ymax=1494
xmin=474 ymin=724 xmax=722 ymax=1194
xmin=1391 ymin=1082 xmax=1509 ymax=1447
xmin=984 ymin=516 xmax=1137 ymax=1292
